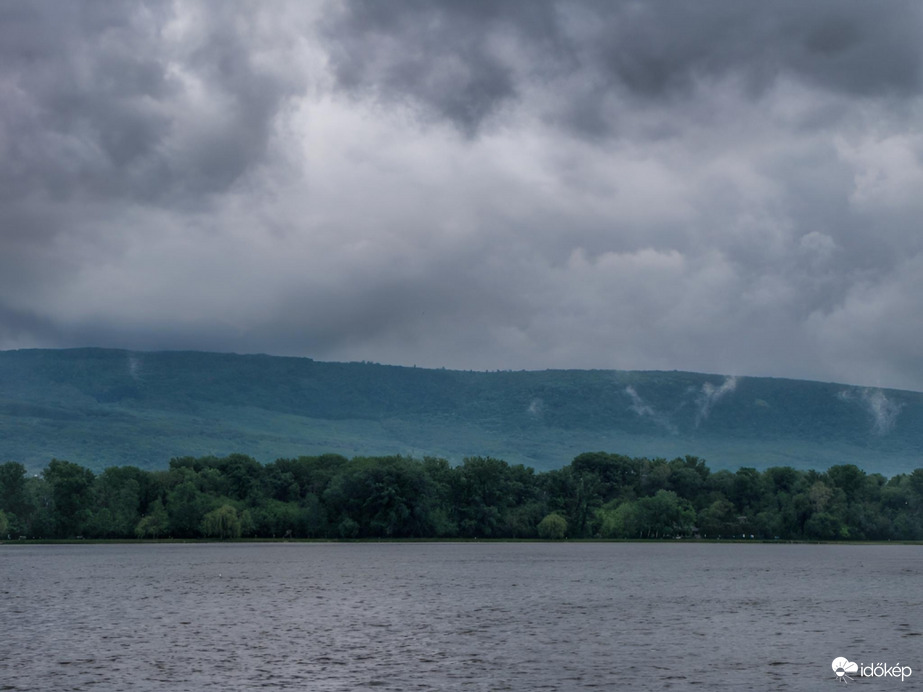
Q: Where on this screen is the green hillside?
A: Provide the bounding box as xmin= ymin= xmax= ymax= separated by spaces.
xmin=0 ymin=348 xmax=920 ymax=474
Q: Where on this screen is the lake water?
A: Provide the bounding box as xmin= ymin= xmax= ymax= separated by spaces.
xmin=1 ymin=542 xmax=921 ymax=690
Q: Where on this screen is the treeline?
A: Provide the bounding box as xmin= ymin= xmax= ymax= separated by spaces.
xmin=1 ymin=453 xmax=922 ymax=541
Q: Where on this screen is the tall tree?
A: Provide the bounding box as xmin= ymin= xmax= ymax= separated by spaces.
xmin=43 ymin=459 xmax=95 ymax=537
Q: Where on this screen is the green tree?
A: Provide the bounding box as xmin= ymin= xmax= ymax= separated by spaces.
xmin=250 ymin=498 xmax=324 ymax=538
xmin=217 ymin=454 xmax=263 ymax=502
xmin=597 ymin=499 xmax=643 ymax=538
xmin=44 ymin=459 xmax=96 ymax=537
xmin=667 ymin=456 xmax=710 ymax=501
xmin=808 ymin=481 xmax=833 ymax=513
xmin=639 ymin=458 xmax=673 ymax=495
xmin=0 ymin=509 xmax=8 ymax=538
xmin=730 ymin=467 xmax=763 ymax=511
xmin=201 ymin=504 xmax=242 ymax=539
xmin=259 ymin=463 xmax=301 ymax=503
xmin=0 ymin=462 xmax=30 ymax=517
xmin=826 ymin=464 xmax=867 ymax=504
xmin=0 ymin=462 xmax=33 ymax=537
xmin=804 ymin=511 xmax=846 ymax=540
xmin=452 ymin=457 xmax=536 ymax=538
xmin=23 ymin=475 xmax=54 ymax=538
xmin=275 ymin=454 xmax=349 ymax=499
xmin=421 ymin=457 xmax=459 ymax=537
xmin=541 ymin=465 xmax=602 ymax=538
xmin=537 ymin=512 xmax=568 ymax=539
xmin=88 ymin=466 xmax=143 ymax=537
xmin=338 ymin=516 xmax=359 ymax=538
xmin=571 ymin=452 xmax=640 ymax=501
xmin=166 ymin=480 xmax=208 ymax=537
xmin=135 ymin=499 xmax=169 ymax=539
xmin=325 ymin=456 xmax=435 ymax=538
xmin=636 ymin=490 xmax=696 ymax=538
xmin=698 ymin=498 xmax=737 ymax=538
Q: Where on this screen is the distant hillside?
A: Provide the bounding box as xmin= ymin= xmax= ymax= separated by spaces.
xmin=0 ymin=348 xmax=921 ymax=474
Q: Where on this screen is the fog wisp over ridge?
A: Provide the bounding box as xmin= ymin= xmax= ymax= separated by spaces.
xmin=838 ymin=387 xmax=905 ymax=435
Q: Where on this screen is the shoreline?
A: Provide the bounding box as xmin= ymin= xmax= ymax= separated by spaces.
xmin=3 ymin=537 xmax=921 ymax=546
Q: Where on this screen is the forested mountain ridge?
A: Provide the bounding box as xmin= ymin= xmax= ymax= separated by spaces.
xmin=0 ymin=348 xmax=921 ymax=474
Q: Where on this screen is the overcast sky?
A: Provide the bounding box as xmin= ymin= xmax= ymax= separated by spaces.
xmin=2 ymin=1 xmax=923 ymax=390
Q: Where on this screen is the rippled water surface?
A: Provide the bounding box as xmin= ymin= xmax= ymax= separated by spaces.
xmin=1 ymin=542 xmax=921 ymax=690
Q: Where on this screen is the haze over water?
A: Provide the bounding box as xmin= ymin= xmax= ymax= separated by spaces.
xmin=2 ymin=542 xmax=920 ymax=690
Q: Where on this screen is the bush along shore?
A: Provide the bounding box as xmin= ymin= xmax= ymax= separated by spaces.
xmin=1 ymin=453 xmax=922 ymax=541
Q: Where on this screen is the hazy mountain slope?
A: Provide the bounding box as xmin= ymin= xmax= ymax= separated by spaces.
xmin=0 ymin=348 xmax=920 ymax=474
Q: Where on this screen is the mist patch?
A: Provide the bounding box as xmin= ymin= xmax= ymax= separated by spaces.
xmin=838 ymin=387 xmax=903 ymax=435
xmin=624 ymin=385 xmax=677 ymax=434
xmin=695 ymin=376 xmax=737 ymax=427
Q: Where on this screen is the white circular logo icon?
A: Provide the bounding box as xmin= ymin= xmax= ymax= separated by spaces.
xmin=832 ymin=657 xmax=858 ymax=682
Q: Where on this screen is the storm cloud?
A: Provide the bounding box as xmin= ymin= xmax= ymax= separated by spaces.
xmin=3 ymin=1 xmax=923 ymax=390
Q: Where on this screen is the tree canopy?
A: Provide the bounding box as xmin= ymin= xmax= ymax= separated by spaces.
xmin=1 ymin=454 xmax=920 ymax=541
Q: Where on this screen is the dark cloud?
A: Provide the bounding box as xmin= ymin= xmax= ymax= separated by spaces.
xmin=0 ymin=302 xmax=61 ymax=344
xmin=1 ymin=2 xmax=168 ymax=202
xmin=0 ymin=0 xmax=311 ymax=328
xmin=585 ymin=2 xmax=923 ymax=99
xmin=2 ymin=1 xmax=923 ymax=391
xmin=0 ymin=1 xmax=301 ymax=207
xmin=323 ymin=0 xmax=923 ymax=137
xmin=322 ymin=0 xmax=549 ymax=136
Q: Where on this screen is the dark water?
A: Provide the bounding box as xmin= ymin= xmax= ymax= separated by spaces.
xmin=1 ymin=542 xmax=921 ymax=690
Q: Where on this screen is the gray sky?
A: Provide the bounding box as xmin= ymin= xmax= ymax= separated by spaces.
xmin=3 ymin=0 xmax=923 ymax=390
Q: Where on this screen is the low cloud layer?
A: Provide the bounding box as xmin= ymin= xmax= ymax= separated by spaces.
xmin=3 ymin=1 xmax=923 ymax=390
